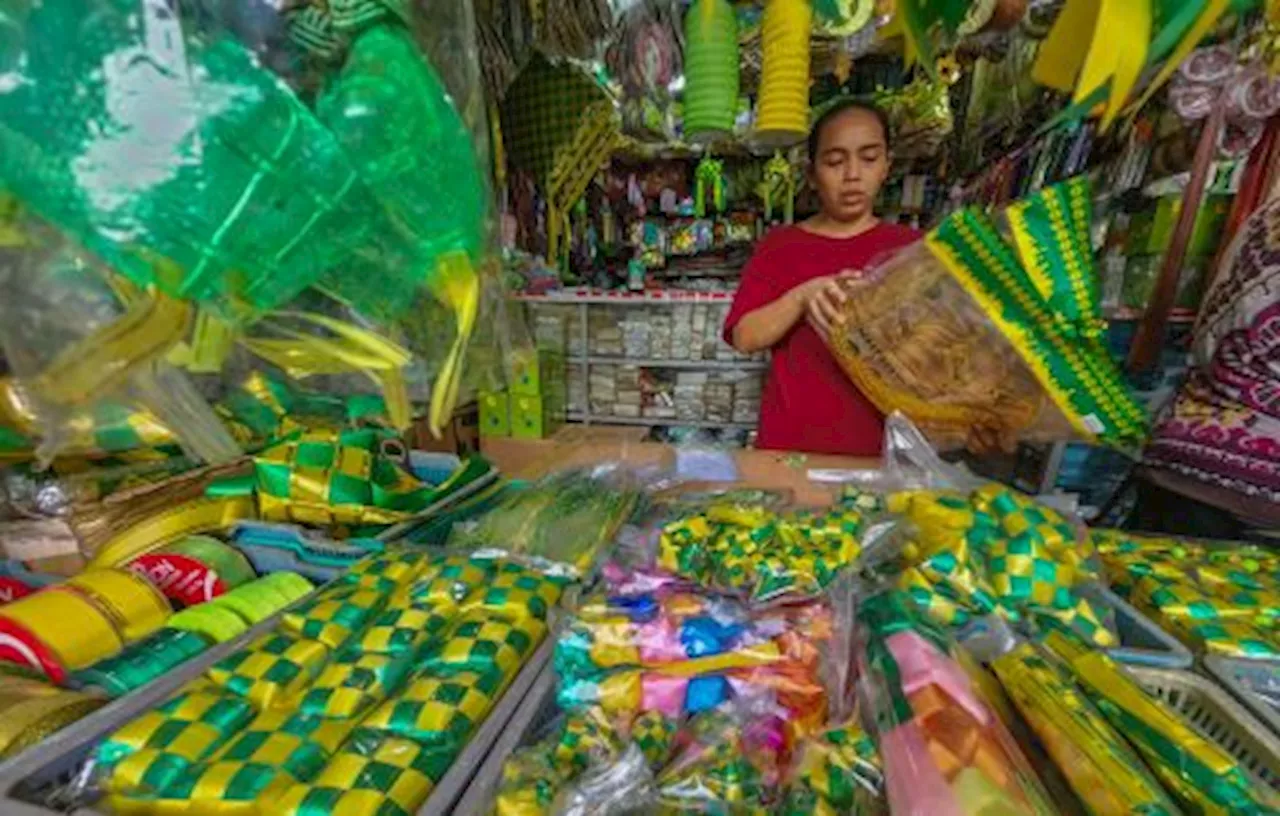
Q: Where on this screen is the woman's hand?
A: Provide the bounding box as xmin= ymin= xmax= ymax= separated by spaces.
xmin=792 ymin=270 xmax=860 ymax=340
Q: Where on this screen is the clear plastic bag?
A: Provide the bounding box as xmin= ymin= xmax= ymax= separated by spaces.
xmin=448 ymin=467 xmax=644 ymax=578
xmin=855 ymin=590 xmax=1060 ymax=816
xmin=0 ymin=221 xmax=239 ymax=466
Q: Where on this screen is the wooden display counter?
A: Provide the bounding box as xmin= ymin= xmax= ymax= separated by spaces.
xmin=481 ymin=426 xmax=880 ymax=506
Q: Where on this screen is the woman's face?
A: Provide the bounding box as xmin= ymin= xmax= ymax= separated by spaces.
xmin=810 ymin=108 xmax=890 ymax=223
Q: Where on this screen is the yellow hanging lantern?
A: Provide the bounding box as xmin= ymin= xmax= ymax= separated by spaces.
xmin=755 ymin=0 xmax=812 ymax=148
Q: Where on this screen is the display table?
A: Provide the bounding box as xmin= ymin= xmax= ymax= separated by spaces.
xmin=481 ymin=425 xmax=879 ymax=506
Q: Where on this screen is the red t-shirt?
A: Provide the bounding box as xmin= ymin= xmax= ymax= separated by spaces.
xmin=724 ymin=222 xmax=922 ymax=456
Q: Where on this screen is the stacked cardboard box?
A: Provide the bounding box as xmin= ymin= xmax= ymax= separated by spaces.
xmin=481 ymin=349 xmax=567 ymax=439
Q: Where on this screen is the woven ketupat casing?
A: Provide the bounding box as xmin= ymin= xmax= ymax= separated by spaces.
xmin=274 ymin=733 xmax=453 ymax=816
xmin=471 ymin=561 xmax=566 ymax=622
xmin=356 ymin=668 xmax=505 ymax=749
xmin=354 ymin=604 xmax=452 ymax=657
xmin=298 ymin=650 xmax=414 ymax=719
xmin=205 ymin=632 xmax=331 ymax=710
xmin=97 ymin=687 xmax=256 ymax=772
xmin=281 ymin=584 xmax=386 ymax=650
xmin=420 ymin=613 xmax=545 ymax=677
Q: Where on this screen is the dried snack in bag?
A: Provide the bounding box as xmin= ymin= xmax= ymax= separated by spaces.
xmin=830 ymin=178 xmax=1146 ymax=449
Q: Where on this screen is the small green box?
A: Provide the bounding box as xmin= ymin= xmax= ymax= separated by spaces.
xmin=510 ymin=350 xmax=567 ymax=397
xmin=479 ymin=391 xmax=511 ymax=437
xmin=510 ymin=393 xmax=565 ymax=439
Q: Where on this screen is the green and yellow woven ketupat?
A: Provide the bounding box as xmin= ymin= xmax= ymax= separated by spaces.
xmin=1094 ymin=529 xmax=1280 ymax=659
xmin=889 ymin=486 xmax=1117 ymax=646
xmin=780 ymin=720 xmax=884 ymax=815
xmin=101 ymin=548 xmax=567 ymax=815
xmin=657 ymin=503 xmax=867 ymax=603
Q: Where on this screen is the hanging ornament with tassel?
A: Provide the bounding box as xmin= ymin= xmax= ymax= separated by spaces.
xmin=694 ymin=155 xmax=725 ymax=218
xmin=761 ymin=152 xmax=796 ymax=224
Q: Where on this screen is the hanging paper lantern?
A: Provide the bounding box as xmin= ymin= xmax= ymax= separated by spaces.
xmin=755 ymin=0 xmax=813 ymax=148
xmin=683 ymin=0 xmax=740 ymax=142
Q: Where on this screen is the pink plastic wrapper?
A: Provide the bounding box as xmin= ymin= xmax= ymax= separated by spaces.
xmin=856 ymin=591 xmax=1059 ymax=816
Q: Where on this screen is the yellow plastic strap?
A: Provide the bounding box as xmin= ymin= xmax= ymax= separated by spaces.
xmin=34 ymin=291 xmax=192 ymax=407
xmin=168 ymin=311 xmax=236 ymax=374
xmin=240 ymin=312 xmax=413 ymax=431
xmin=1032 ymin=0 xmax=1101 ymax=92
xmin=428 ymin=252 xmax=479 ymax=438
xmin=89 ymin=496 xmax=257 ymax=569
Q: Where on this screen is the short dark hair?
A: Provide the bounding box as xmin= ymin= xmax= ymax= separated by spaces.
xmin=807 ymin=99 xmax=892 ymax=160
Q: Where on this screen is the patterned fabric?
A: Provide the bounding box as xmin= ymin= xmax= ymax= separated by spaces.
xmin=1144 ymin=194 xmax=1280 ymax=508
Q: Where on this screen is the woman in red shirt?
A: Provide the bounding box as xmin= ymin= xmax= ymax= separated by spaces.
xmin=725 ymin=100 xmax=920 ymax=455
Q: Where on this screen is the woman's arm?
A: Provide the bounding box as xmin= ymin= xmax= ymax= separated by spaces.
xmin=730 ymin=273 xmax=854 ymax=352
xmin=730 ymin=284 xmax=808 ymax=352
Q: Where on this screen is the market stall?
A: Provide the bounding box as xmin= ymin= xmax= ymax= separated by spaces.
xmin=1 ymin=0 xmax=1279 ymax=814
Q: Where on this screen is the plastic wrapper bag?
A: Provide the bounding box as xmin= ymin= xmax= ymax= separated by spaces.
xmin=0 ymin=0 xmax=448 ymax=322
xmin=0 ymin=219 xmax=239 ymax=466
xmin=830 ymin=177 xmax=1146 ymax=450
xmin=1044 ymin=629 xmax=1280 ymax=813
xmin=554 ymin=569 xmax=835 ymax=755
xmin=989 ymin=639 xmax=1180 ymax=816
xmin=1094 ymin=529 xmax=1280 ymax=660
xmin=855 ymin=590 xmax=1059 ymax=815
xmin=449 ymin=467 xmax=644 ymax=577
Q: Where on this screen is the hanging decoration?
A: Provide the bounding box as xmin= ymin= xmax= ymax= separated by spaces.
xmin=694 ymin=155 xmax=726 ymax=217
xmin=874 ymin=56 xmax=960 ymax=159
xmin=754 ymin=0 xmax=813 ymax=148
xmin=815 ymin=0 xmax=877 ymax=36
xmin=1033 ymin=0 xmax=1247 ymax=130
xmin=500 ymin=55 xmax=618 ymax=266
xmin=761 ymin=152 xmax=797 ymax=224
xmin=683 ymin=0 xmax=740 ymax=142
xmin=1169 ymin=45 xmax=1280 ymax=156
xmin=877 ymin=0 xmax=970 ymax=75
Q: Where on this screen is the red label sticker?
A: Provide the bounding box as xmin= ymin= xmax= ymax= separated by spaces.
xmin=0 ymin=578 xmax=38 ymax=605
xmin=129 ymin=554 xmax=228 ymax=606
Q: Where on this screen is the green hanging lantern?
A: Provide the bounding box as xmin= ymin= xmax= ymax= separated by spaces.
xmin=683 ymin=0 xmax=740 ymax=143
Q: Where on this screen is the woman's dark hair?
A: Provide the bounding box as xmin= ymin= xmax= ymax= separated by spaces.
xmin=806 ymin=99 xmax=892 ymax=160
